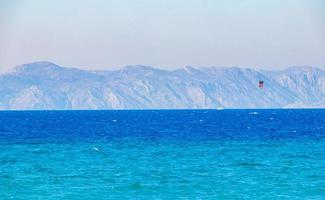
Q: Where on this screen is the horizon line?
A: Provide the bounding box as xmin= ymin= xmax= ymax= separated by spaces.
xmin=5 ymin=61 xmax=324 ymax=73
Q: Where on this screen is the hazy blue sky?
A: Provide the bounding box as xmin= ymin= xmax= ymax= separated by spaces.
xmin=0 ymin=0 xmax=324 ymax=72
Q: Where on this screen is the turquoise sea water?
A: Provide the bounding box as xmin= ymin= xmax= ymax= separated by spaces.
xmin=0 ymin=110 xmax=324 ymax=199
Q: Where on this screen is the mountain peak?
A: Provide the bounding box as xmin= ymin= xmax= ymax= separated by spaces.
xmin=123 ymin=65 xmax=159 ymax=71
xmin=183 ymin=66 xmax=198 ymax=73
xmin=285 ymin=66 xmax=321 ymax=73
xmin=14 ymin=61 xmax=63 ymax=73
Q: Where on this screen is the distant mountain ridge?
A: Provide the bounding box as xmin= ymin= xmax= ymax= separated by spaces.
xmin=0 ymin=62 xmax=324 ymax=110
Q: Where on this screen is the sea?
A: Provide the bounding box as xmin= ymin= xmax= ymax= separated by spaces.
xmin=0 ymin=109 xmax=324 ymax=199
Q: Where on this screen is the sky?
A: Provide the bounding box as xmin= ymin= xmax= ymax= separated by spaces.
xmin=0 ymin=0 xmax=324 ymax=72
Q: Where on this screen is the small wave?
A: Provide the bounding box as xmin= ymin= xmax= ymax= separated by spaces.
xmin=93 ymin=147 xmax=100 ymax=152
xmin=237 ymin=162 xmax=263 ymax=167
xmin=249 ymin=112 xmax=258 ymax=115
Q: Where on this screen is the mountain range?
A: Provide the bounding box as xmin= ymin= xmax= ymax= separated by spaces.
xmin=0 ymin=62 xmax=324 ymax=110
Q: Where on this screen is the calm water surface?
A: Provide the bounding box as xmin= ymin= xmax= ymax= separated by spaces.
xmin=0 ymin=110 xmax=324 ymax=199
